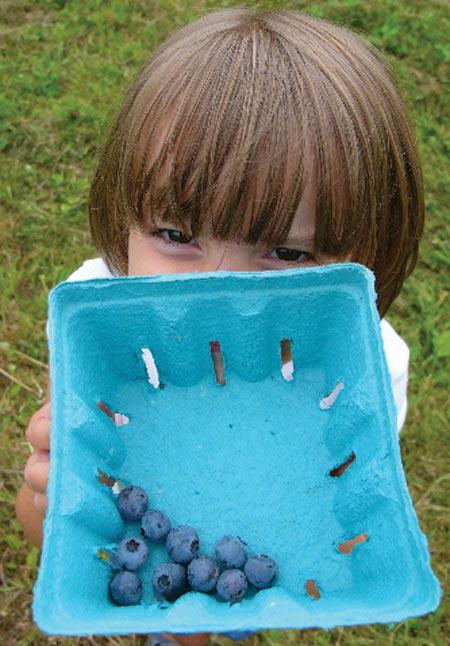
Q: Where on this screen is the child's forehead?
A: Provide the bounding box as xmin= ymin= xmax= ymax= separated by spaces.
xmin=134 ymin=109 xmax=318 ymax=244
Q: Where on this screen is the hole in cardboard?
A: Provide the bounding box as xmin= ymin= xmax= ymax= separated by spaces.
xmin=97 ymin=469 xmax=115 ymax=488
xmin=141 ymin=348 xmax=160 ymax=389
xmin=320 ymin=381 xmax=344 ymax=410
xmin=280 ymin=338 xmax=294 ymax=381
xmin=210 ymin=341 xmax=226 ymax=385
xmin=306 ymin=579 xmax=321 ymax=600
xmin=330 ymin=452 xmax=356 ymax=477
xmin=338 ymin=532 xmax=369 ymax=554
xmin=97 ymin=401 xmax=130 ymax=427
xmin=96 ymin=468 xmax=127 ymax=494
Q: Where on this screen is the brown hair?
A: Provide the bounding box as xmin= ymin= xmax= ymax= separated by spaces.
xmin=89 ymin=7 xmax=424 ymax=316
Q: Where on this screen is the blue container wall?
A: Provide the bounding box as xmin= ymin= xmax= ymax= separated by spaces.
xmin=33 ymin=265 xmax=441 ymax=636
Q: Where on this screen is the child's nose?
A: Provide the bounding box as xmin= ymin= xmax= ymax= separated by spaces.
xmin=201 ymin=245 xmax=258 ymax=273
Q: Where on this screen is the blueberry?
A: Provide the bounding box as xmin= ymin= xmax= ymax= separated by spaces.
xmin=141 ymin=509 xmax=171 ymax=543
xmin=109 ymin=571 xmax=142 ymax=605
xmin=152 ymin=562 xmax=188 ymax=601
xmin=216 ymin=569 xmax=248 ymax=604
xmin=117 ymin=485 xmax=148 ymax=521
xmin=166 ymin=526 xmax=200 ymax=564
xmin=244 ymin=554 xmax=278 ymax=589
xmin=187 ymin=556 xmax=220 ymax=592
xmin=116 ymin=536 xmax=149 ymax=571
xmin=215 ymin=535 xmax=247 ymax=569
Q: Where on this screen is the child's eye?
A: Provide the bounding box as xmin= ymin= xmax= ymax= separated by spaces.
xmin=153 ymin=228 xmax=197 ymax=245
xmin=266 ymin=247 xmax=315 ymax=263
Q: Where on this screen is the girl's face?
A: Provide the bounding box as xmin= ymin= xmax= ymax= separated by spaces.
xmin=128 ymin=176 xmax=332 ymax=276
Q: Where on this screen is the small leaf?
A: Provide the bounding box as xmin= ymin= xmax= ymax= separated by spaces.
xmin=26 ymin=546 xmax=40 ymax=568
xmin=435 ymin=331 xmax=450 ymax=358
xmin=5 ymin=534 xmax=23 ymax=550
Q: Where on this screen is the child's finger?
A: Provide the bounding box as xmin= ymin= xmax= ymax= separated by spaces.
xmin=24 ymin=450 xmax=49 ymax=494
xmin=26 ymin=411 xmax=51 ymax=451
xmin=34 ymin=492 xmax=48 ymax=514
xmin=30 ymin=401 xmax=51 ymax=424
xmin=25 ymin=448 xmax=49 ymax=466
xmin=24 ymin=461 xmax=49 ymax=495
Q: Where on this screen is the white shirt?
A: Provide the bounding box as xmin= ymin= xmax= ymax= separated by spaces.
xmin=49 ymin=257 xmax=409 ymax=432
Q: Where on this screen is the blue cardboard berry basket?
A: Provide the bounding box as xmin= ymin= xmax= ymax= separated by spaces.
xmin=33 ymin=263 xmax=441 ymax=636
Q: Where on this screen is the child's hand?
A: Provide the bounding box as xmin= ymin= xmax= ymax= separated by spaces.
xmin=24 ymin=401 xmax=51 ymax=515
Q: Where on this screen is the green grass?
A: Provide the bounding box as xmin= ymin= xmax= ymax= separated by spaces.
xmin=1 ymin=0 xmax=449 ymax=643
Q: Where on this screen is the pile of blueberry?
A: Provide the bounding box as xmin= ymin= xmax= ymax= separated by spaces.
xmin=106 ymin=485 xmax=278 ymax=606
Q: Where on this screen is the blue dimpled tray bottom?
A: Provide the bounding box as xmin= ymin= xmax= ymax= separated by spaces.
xmin=33 ymin=264 xmax=441 ymax=636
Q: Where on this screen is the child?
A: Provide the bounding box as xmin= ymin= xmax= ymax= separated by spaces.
xmin=16 ymin=7 xmax=423 ymax=646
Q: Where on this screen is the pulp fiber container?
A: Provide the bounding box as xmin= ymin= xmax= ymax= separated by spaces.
xmin=33 ymin=263 xmax=441 ymax=636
